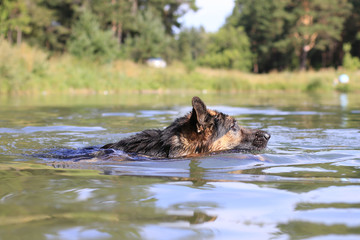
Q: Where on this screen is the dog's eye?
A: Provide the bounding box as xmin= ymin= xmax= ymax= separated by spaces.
xmin=231 ymin=122 xmax=237 ymax=131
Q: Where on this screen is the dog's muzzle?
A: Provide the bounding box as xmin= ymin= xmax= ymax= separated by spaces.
xmin=253 ymin=130 xmax=271 ymax=148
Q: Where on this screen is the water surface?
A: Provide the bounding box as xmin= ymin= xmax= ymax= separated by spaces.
xmin=1 ymin=92 xmax=360 ymax=240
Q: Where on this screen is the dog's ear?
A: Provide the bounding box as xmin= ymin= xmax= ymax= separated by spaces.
xmin=191 ymin=96 xmax=208 ymax=133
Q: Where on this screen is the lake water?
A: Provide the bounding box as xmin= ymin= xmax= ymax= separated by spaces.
xmin=1 ymin=92 xmax=360 ymax=240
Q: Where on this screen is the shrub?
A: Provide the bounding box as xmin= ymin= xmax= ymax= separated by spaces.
xmin=336 ymin=83 xmax=351 ymax=93
xmin=343 ymin=43 xmax=360 ymax=71
xmin=306 ymin=78 xmax=323 ymax=92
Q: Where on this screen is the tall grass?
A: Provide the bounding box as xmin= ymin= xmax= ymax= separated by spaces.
xmin=0 ymin=39 xmax=48 ymax=93
xmin=1 ymin=40 xmax=359 ymax=95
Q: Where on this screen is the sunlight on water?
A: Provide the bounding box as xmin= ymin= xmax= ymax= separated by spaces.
xmin=0 ymin=92 xmax=360 ymax=239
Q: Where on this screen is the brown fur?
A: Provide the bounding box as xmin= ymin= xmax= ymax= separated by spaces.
xmin=102 ymin=96 xmax=270 ymax=158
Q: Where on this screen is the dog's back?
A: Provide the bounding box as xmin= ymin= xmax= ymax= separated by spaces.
xmin=102 ymin=129 xmax=168 ymax=157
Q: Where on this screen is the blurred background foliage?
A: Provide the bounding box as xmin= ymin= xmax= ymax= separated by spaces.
xmin=1 ymin=0 xmax=360 ymax=95
xmin=1 ymin=0 xmax=360 ymax=72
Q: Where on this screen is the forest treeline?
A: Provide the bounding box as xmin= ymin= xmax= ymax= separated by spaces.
xmin=1 ymin=0 xmax=360 ymax=73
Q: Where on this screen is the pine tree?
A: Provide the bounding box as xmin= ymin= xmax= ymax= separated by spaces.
xmin=288 ymin=0 xmax=352 ymax=70
xmin=228 ymin=0 xmax=352 ymax=71
xmin=228 ymin=0 xmax=289 ymax=72
xmin=124 ymin=9 xmax=169 ymax=62
xmin=67 ymin=9 xmax=119 ymax=62
xmin=177 ymin=27 xmax=207 ymax=61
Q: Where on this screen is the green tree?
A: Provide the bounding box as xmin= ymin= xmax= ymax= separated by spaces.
xmin=0 ymin=0 xmax=30 ymax=45
xmin=23 ymin=0 xmax=80 ymax=51
xmin=140 ymin=0 xmax=197 ymax=35
xmin=198 ymin=26 xmax=252 ymax=71
xmin=228 ymin=0 xmax=352 ymax=72
xmin=67 ymin=9 xmax=119 ymax=62
xmin=90 ymin=0 xmax=136 ymax=45
xmin=228 ymin=0 xmax=289 ymax=72
xmin=176 ymin=27 xmax=207 ymax=72
xmin=177 ymin=27 xmax=207 ymax=61
xmin=287 ymin=0 xmax=352 ymax=70
xmin=124 ymin=9 xmax=169 ymax=62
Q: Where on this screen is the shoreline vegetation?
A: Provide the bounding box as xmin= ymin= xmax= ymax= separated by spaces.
xmin=1 ymin=41 xmax=358 ymax=95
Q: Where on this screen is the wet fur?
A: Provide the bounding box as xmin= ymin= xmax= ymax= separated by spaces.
xmin=102 ymin=97 xmax=270 ymax=158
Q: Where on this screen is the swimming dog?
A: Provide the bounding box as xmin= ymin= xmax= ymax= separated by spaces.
xmin=102 ymin=96 xmax=270 ymax=158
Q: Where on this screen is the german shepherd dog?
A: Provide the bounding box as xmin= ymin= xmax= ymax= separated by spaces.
xmin=102 ymin=96 xmax=270 ymax=158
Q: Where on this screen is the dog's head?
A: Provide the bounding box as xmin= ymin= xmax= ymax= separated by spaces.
xmin=187 ymin=96 xmax=270 ymax=153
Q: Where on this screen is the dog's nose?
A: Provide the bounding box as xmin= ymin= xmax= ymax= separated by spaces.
xmin=264 ymin=132 xmax=271 ymax=140
xmin=257 ymin=131 xmax=271 ymax=140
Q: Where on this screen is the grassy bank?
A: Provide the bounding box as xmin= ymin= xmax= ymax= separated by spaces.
xmin=1 ymin=40 xmax=359 ymax=95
